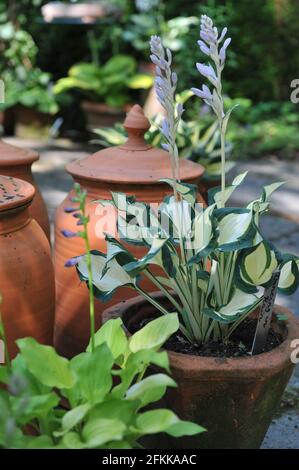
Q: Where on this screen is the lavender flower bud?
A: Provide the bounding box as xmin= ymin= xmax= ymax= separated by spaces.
xmin=161 ymin=118 xmax=170 ymax=139
xmin=218 ymin=27 xmax=228 ymax=43
xmin=61 ymin=230 xmax=78 ymax=238
xmin=197 ymin=40 xmax=210 ymax=56
xmin=64 ymin=256 xmax=82 ymax=268
xmin=162 ymin=143 xmax=170 ymax=151
xmin=176 ymin=103 xmax=184 ymax=118
xmin=64 ymin=207 xmax=79 ymax=213
xmin=171 ymin=72 xmax=178 ymax=85
xmin=196 ymin=63 xmax=216 ymax=80
xmin=219 ymin=37 xmax=231 ymax=64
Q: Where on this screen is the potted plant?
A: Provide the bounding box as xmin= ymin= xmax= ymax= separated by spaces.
xmin=0 ymin=185 xmax=203 ymax=449
xmin=0 ymin=22 xmax=58 ymax=137
xmin=54 ymin=55 xmax=153 ymax=129
xmin=73 ymin=16 xmax=299 ymax=449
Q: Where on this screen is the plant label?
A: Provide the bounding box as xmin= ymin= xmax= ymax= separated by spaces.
xmin=251 ymin=270 xmax=281 ymax=355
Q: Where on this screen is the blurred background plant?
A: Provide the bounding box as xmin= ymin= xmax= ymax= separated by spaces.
xmin=0 ymin=0 xmax=299 ymax=158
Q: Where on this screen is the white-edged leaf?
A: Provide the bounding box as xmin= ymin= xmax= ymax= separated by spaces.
xmin=204 ymin=289 xmax=262 ymax=324
xmin=278 ymin=259 xmax=299 ymax=295
xmin=240 ymin=241 xmax=278 ymax=287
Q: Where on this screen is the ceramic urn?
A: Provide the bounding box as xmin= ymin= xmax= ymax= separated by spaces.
xmin=0 ymin=175 xmax=55 ymax=358
xmin=54 ymin=104 xmax=205 ymax=357
xmin=0 ymin=139 xmax=50 ymax=240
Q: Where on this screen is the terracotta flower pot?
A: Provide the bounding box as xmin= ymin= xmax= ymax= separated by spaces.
xmin=0 ymin=175 xmax=55 ymax=359
xmin=54 ymin=104 xmax=205 ymax=357
xmin=103 ymin=294 xmax=299 ymax=449
xmin=0 ymin=139 xmax=51 ymax=240
xmin=81 ymin=101 xmax=130 ymax=130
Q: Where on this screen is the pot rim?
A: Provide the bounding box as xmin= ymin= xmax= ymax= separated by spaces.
xmin=102 ymin=293 xmax=299 ymax=379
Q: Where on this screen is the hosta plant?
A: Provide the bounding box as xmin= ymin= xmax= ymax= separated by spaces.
xmin=75 ymin=16 xmax=299 ymax=347
xmin=0 ymin=314 xmax=203 ymax=449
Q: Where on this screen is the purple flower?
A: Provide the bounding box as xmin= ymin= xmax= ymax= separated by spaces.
xmin=61 ymin=230 xmax=78 ymax=238
xmin=219 ymin=38 xmax=231 ymax=64
xmin=64 ymin=207 xmax=79 ymax=213
xmin=196 ymin=63 xmax=216 ymax=81
xmin=197 ymin=40 xmax=210 ymax=56
xmin=161 ymin=118 xmax=170 ymax=139
xmin=64 ymin=256 xmax=82 ymax=268
xmin=171 ymin=72 xmax=177 ymax=85
xmin=218 ymin=27 xmax=228 ymax=43
xmin=191 ymin=84 xmax=212 ymax=101
xmin=161 ymin=143 xmax=169 ymax=151
xmin=176 ymin=103 xmax=184 ymax=118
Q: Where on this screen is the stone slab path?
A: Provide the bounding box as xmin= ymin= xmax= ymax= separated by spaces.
xmin=3 ymin=137 xmax=299 ymax=449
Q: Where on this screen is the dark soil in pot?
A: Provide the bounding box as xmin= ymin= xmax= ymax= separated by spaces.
xmin=103 ymin=293 xmax=299 ymax=449
xmin=130 ymin=315 xmax=283 ymax=358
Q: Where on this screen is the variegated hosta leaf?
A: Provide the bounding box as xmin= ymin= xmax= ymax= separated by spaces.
xmin=109 ymin=192 xmax=160 ymax=246
xmin=237 ymin=241 xmax=279 ymax=292
xmin=159 ymin=179 xmax=198 ymax=204
xmin=77 ymin=252 xmax=136 ymax=301
xmin=159 ymin=195 xmax=200 ymax=244
xmin=216 ymin=208 xmax=262 ymax=252
xmin=203 ymin=288 xmax=262 ymax=324
xmin=278 ymin=257 xmax=299 ymax=295
xmin=124 ymin=237 xmax=169 ymax=277
xmin=188 ymin=204 xmax=216 ymax=263
xmin=247 ymin=181 xmax=285 ymax=215
xmin=208 ymin=171 xmax=248 ymax=207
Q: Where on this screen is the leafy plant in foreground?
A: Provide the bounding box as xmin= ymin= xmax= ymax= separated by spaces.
xmin=75 ymin=15 xmax=299 ymax=347
xmin=0 ymin=313 xmax=203 ymax=449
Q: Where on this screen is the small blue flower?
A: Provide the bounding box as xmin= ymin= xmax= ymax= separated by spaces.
xmin=61 ymin=230 xmax=78 ymax=238
xmin=64 ymin=207 xmax=79 ymax=213
xmin=64 ymin=256 xmax=82 ymax=268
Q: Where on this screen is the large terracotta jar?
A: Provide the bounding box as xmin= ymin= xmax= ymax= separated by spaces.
xmin=0 ymin=176 xmax=55 ymax=359
xmin=54 ymin=104 xmax=205 ymax=357
xmin=0 ymin=139 xmax=50 ymax=240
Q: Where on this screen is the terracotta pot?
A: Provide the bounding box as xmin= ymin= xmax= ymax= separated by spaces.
xmin=103 ymin=294 xmax=299 ymax=449
xmin=54 ymin=104 xmax=205 ymax=357
xmin=0 ymin=139 xmax=51 ymax=241
xmin=14 ymin=106 xmax=54 ymax=139
xmin=0 ymin=175 xmax=55 ymax=359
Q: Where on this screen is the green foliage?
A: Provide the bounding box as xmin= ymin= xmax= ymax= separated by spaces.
xmin=0 ymin=317 xmax=204 ymax=449
xmin=0 ymin=22 xmax=58 ymax=114
xmin=54 ymin=55 xmax=153 ymax=108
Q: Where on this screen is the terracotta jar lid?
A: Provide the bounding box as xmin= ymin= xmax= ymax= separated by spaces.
xmin=0 ymin=139 xmax=39 ymax=166
xmin=0 ymin=175 xmax=35 ymax=212
xmin=66 ymin=104 xmax=205 ymax=184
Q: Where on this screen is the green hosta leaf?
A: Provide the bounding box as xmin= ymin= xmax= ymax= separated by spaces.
xmin=159 ymin=179 xmax=198 ymax=204
xmin=89 ymin=399 xmax=139 ymax=425
xmin=126 ymin=73 xmax=153 ymax=89
xmin=278 ymin=258 xmax=299 ymax=295
xmin=70 ymin=344 xmax=114 ymax=405
xmin=16 ymin=338 xmax=75 ymax=389
xmin=87 ymin=318 xmax=127 ymax=359
xmin=63 ymin=432 xmax=86 ymax=449
xmin=129 ymin=314 xmax=179 ymax=353
xmin=112 ymin=350 xmax=169 ymax=399
xmin=54 ymin=404 xmax=90 ymax=437
xmin=26 ymin=436 xmax=58 ymax=449
xmin=204 ymin=289 xmax=262 ymax=324
xmin=135 ymin=409 xmax=202 ymax=437
xmin=126 ymin=373 xmax=176 ymax=407
xmin=77 ymin=252 xmax=136 ymax=302
xmin=136 ymin=409 xmax=178 ymax=434
xmin=11 ymin=393 xmax=60 ymax=425
xmin=166 ymin=421 xmax=206 ymax=437
xmin=216 ymin=208 xmax=261 ymax=252
xmin=238 ymin=241 xmax=279 ymax=289
xmin=82 ymin=418 xmax=126 ymax=448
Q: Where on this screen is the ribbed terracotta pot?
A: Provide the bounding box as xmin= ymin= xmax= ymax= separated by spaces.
xmin=0 ymin=139 xmax=50 ymax=240
xmin=103 ymin=294 xmax=299 ymax=449
xmin=0 ymin=175 xmax=55 ymax=358
xmin=54 ymin=104 xmax=205 ymax=358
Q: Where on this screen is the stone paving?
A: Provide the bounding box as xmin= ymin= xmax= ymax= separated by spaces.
xmin=3 ymin=137 xmax=299 ymax=448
